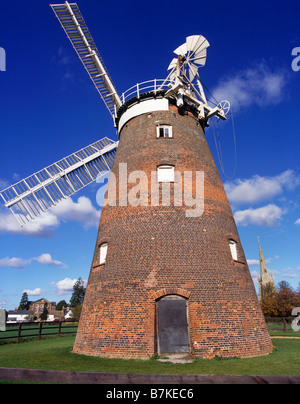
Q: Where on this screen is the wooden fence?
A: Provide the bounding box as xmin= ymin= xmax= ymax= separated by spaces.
xmin=0 ymin=321 xmax=78 ymax=343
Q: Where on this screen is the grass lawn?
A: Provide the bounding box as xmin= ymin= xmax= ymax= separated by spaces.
xmin=0 ymin=335 xmax=299 ymax=376
xmin=267 ymin=324 xmax=299 ymax=337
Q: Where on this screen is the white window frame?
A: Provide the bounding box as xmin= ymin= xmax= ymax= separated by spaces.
xmin=229 ymin=239 xmax=238 ymax=261
xmin=157 ymin=165 xmax=175 ymax=182
xmin=99 ymin=242 xmax=108 ymax=265
xmin=156 ymin=125 xmax=172 ymax=138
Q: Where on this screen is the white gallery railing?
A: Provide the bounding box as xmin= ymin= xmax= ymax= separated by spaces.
xmin=120 ymin=79 xmax=172 ymax=104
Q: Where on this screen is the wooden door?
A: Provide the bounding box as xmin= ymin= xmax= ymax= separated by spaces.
xmin=157 ymin=295 xmax=189 ymax=354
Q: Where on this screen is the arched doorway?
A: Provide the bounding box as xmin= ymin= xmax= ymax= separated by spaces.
xmin=156 ymin=295 xmax=190 ymax=354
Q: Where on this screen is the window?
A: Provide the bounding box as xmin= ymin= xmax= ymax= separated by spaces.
xmin=157 ymin=125 xmax=172 ymax=138
xmin=99 ymin=243 xmax=108 ymax=265
xmin=229 ymin=239 xmax=237 ymax=261
xmin=157 ymin=165 xmax=175 ymax=182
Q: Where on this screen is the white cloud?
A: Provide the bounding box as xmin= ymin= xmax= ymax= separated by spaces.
xmin=0 ymin=174 xmax=20 ymax=190
xmin=280 ymin=267 xmax=298 ymax=279
xmin=283 ymin=273 xmax=298 ymax=279
xmin=57 ymin=46 xmax=72 ymax=66
xmin=51 ymin=196 xmax=100 ymax=229
xmin=234 ymin=204 xmax=286 ymax=227
xmin=22 ymin=288 xmax=45 ymax=296
xmin=247 ymin=259 xmax=260 ymax=266
xmin=54 ymin=277 xmax=87 ymax=296
xmin=0 ymin=195 xmax=99 ymax=238
xmin=295 ymin=218 xmax=300 ymax=225
xmin=12 ymin=173 xmax=20 ymax=181
xmin=213 ymin=62 xmax=287 ymax=112
xmin=0 ymin=253 xmax=67 ymax=270
xmin=283 ymin=267 xmax=293 ymax=272
xmin=251 ymin=270 xmax=260 ymax=284
xmin=0 ymin=208 xmax=59 ymax=238
xmin=54 ymin=278 xmax=77 ymax=296
xmin=33 ymin=253 xmax=67 ymax=268
xmin=0 ymin=257 xmax=30 ymax=269
xmin=0 ymin=178 xmax=9 ymax=189
xmin=225 ymin=170 xmax=300 ymax=206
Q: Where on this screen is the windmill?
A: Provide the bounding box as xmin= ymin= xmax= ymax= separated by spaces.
xmin=0 ymin=2 xmax=273 ymax=359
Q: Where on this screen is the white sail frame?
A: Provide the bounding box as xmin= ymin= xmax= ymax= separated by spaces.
xmin=51 ymin=2 xmax=122 ymax=120
xmin=0 ymin=138 xmax=118 ymax=225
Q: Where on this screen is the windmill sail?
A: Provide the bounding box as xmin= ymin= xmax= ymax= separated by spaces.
xmin=0 ymin=138 xmax=118 ymax=225
xmin=50 ymin=2 xmax=122 ymax=120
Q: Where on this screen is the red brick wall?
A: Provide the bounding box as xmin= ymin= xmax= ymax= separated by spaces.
xmin=73 ymin=102 xmax=273 ymax=359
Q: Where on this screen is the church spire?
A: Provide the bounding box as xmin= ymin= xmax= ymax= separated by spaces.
xmin=258 ymin=237 xmax=276 ymax=299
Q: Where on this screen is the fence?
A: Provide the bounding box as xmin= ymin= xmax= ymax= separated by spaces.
xmin=265 ymin=316 xmax=300 ymax=333
xmin=0 ymin=321 xmax=78 ymax=343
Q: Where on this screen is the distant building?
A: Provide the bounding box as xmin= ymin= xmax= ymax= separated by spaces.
xmin=258 ymin=237 xmax=276 ymax=299
xmin=28 ymin=298 xmax=69 ymax=321
xmin=7 ymin=310 xmax=33 ymax=323
xmin=6 ymin=299 xmax=71 ymax=323
xmin=47 ymin=309 xmax=66 ymax=321
xmin=28 ymin=298 xmax=56 ymax=317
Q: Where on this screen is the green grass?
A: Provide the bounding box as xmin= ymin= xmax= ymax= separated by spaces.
xmin=0 ymin=335 xmax=299 ymax=376
xmin=267 ymin=324 xmax=300 ymax=337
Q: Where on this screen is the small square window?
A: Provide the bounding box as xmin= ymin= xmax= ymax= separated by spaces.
xmin=99 ymin=243 xmax=108 ymax=265
xmin=157 ymin=125 xmax=172 ymax=138
xmin=157 ymin=165 xmax=175 ymax=182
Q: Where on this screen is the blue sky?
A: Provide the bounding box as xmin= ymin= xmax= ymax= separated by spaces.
xmin=1 ymin=0 xmax=300 ymax=310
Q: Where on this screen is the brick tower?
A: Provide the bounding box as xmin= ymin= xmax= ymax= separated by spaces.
xmin=73 ymin=92 xmax=273 ymax=358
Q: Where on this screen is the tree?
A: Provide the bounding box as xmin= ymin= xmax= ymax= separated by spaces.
xmin=40 ymin=302 xmax=48 ymax=321
xmin=277 ymin=280 xmax=293 ymax=292
xmin=69 ymin=277 xmax=86 ymax=308
xmin=261 ymin=281 xmax=300 ymax=331
xmin=277 ymin=287 xmax=300 ymax=331
xmin=260 ymin=281 xmax=277 ymax=317
xmin=25 ymin=313 xmax=34 ymax=322
xmin=277 ymin=285 xmax=300 ymax=310
xmin=70 ymin=305 xmax=83 ymax=322
xmin=56 ymin=300 xmax=68 ymax=310
xmin=18 ymin=292 xmax=29 ymax=310
xmin=260 ymin=293 xmax=278 ymax=317
xmin=260 ymin=282 xmax=276 ymax=299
